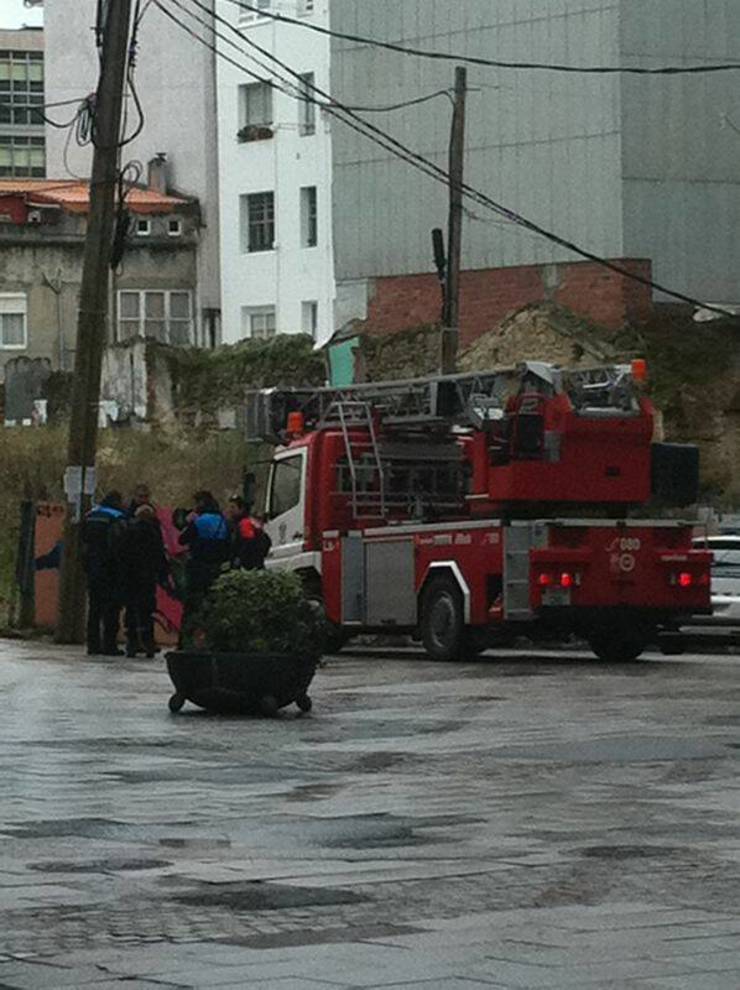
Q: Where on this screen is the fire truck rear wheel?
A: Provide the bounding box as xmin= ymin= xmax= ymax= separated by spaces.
xmin=587 ymin=629 xmax=649 ymax=663
xmin=421 ymin=577 xmax=465 ymax=661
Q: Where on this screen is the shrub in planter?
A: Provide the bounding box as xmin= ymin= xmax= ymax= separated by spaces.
xmin=196 ymin=569 xmax=326 ymax=658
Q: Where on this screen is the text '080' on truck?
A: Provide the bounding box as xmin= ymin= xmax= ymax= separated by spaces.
xmin=246 ymin=361 xmax=712 ymax=663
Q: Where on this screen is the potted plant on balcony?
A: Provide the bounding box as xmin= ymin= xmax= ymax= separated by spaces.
xmin=166 ymin=569 xmax=326 ymax=716
xmin=237 ymin=124 xmax=274 ymax=143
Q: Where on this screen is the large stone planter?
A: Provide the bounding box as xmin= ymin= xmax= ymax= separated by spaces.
xmin=165 ymin=650 xmax=318 ymax=716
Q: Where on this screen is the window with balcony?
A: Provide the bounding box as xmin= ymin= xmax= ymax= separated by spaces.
xmin=237 ymin=81 xmax=273 ymax=141
xmin=240 ymin=191 xmax=275 ymax=252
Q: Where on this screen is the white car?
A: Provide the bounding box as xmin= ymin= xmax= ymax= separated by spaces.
xmin=690 ymin=535 xmax=740 ymax=631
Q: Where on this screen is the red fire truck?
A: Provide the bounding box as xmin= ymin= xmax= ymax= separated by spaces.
xmin=247 ymin=362 xmax=711 ymax=661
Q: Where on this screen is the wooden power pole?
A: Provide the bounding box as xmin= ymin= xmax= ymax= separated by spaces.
xmin=441 ymin=66 xmax=467 ymax=375
xmin=55 ymin=0 xmax=134 ymax=644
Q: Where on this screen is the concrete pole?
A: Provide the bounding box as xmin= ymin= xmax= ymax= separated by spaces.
xmin=441 ymin=66 xmax=467 ymax=376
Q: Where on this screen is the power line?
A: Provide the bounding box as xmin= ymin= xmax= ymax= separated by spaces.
xmin=342 ymin=90 xmax=454 ymax=113
xmin=171 ymin=0 xmax=739 ymax=320
xmin=162 ymin=0 xmax=738 ymax=321
xmin=222 ymin=0 xmax=740 ymax=77
xmin=152 ymin=0 xmax=450 ymax=113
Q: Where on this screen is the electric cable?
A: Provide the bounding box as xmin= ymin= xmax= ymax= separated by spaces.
xmin=160 ymin=0 xmax=739 ymax=321
xmin=222 ymin=0 xmax=740 ymax=77
xmin=120 ymin=0 xmax=146 ymax=146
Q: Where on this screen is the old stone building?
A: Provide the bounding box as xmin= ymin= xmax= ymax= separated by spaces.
xmin=0 ymin=173 xmax=200 ymax=385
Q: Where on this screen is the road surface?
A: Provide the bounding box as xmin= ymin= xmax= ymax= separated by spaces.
xmin=0 ymin=639 xmax=739 ymax=989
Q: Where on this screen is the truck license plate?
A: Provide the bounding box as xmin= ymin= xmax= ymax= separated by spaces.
xmin=542 ymin=588 xmax=571 ymax=607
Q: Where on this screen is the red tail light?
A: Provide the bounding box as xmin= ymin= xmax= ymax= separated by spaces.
xmin=670 ymin=571 xmax=706 ymax=588
xmin=537 ymin=570 xmax=580 ymax=588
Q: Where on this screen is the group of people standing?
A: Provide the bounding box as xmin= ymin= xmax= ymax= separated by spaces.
xmin=82 ymin=485 xmax=270 ymax=658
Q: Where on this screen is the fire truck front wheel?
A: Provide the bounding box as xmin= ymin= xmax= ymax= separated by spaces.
xmin=421 ymin=577 xmax=465 ymax=661
xmin=587 ymin=627 xmax=650 ymax=663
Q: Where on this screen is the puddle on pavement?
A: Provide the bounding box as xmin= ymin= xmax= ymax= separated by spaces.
xmin=705 ymin=715 xmax=740 ymax=727
xmin=335 ymin=719 xmax=465 ymax=740
xmin=174 ymin=880 xmax=366 ymax=911
xmin=3 ymin=818 xmax=230 ymax=848
xmin=579 ymin=845 xmax=687 ymax=861
xmin=219 ymin=922 xmax=420 ymax=950
xmin=353 ymin=751 xmax=409 ymax=772
xmin=310 ymin=811 xmax=478 ymax=850
xmin=491 ymin=736 xmax=729 ymax=763
xmin=29 ymin=857 xmax=172 ymax=874
xmin=159 ymin=837 xmax=231 ymax=850
xmin=285 ymin=782 xmax=344 ymax=802
xmin=107 ymin=765 xmax=288 ymax=785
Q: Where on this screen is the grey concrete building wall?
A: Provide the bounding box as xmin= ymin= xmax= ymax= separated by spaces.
xmin=42 ymin=1 xmax=221 ymax=325
xmin=618 ymin=0 xmax=740 ymax=304
xmin=0 ymin=212 xmax=198 ymax=380
xmin=330 ymin=0 xmax=625 ymax=282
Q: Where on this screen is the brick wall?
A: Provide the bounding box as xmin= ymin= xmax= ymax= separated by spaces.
xmin=354 ymin=258 xmax=653 ymax=347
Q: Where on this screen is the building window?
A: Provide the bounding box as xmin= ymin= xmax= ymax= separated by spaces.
xmin=0 ymin=135 xmax=45 ymax=178
xmin=298 ymin=72 xmax=316 ymax=135
xmin=238 ymin=81 xmax=273 ymax=133
xmin=118 ymin=290 xmax=192 ymax=345
xmin=0 ymin=293 xmax=27 ymax=349
xmin=238 ymin=0 xmax=271 ymax=25
xmin=302 ymin=300 xmax=318 ymax=339
xmin=300 ymin=186 xmax=317 ymax=247
xmin=241 ymin=306 xmax=276 ymax=340
xmin=298 ymin=0 xmax=315 ymax=15
xmin=0 ymin=50 xmax=44 ymax=126
xmin=136 ymin=218 xmax=151 ymax=236
xmin=168 ymin=218 xmax=182 ymax=237
xmin=241 ymin=191 xmax=275 ymax=253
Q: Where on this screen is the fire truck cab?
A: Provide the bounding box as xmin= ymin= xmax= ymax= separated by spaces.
xmin=251 ymin=363 xmax=711 ymax=662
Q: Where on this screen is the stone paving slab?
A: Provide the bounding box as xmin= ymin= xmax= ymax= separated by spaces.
xmin=0 ymin=640 xmax=739 ymax=988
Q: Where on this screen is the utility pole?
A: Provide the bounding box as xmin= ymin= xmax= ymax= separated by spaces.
xmin=56 ymin=0 xmax=133 ymax=644
xmin=441 ymin=66 xmax=467 ymax=376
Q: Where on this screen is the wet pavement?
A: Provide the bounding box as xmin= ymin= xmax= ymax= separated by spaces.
xmin=0 ymin=639 xmax=739 ymax=989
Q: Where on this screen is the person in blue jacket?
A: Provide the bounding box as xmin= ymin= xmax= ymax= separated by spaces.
xmin=82 ymin=491 xmax=127 ymax=656
xmin=178 ymin=491 xmax=230 ymax=643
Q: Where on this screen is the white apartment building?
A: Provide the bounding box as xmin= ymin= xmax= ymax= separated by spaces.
xmin=216 ymin=0 xmax=335 ymax=346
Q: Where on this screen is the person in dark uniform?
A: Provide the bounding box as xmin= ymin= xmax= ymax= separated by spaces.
xmin=245 ymin=512 xmax=272 ymax=570
xmin=226 ymin=496 xmax=272 ymax=571
xmin=122 ymin=503 xmax=169 ymax=658
xmin=178 ymin=491 xmax=230 ymax=643
xmin=82 ymin=491 xmax=127 ymax=656
xmin=126 ymin=482 xmax=152 ymax=519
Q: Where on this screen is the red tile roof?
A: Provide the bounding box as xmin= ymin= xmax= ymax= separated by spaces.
xmin=0 ymin=179 xmax=190 ymax=215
